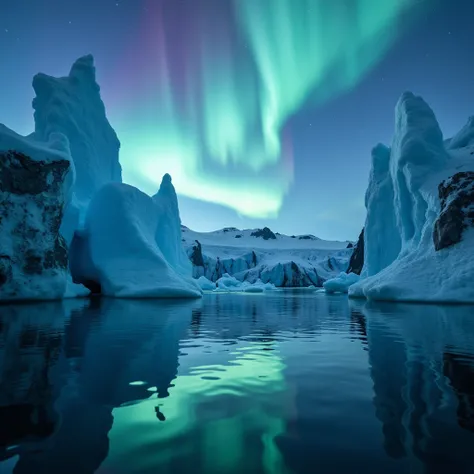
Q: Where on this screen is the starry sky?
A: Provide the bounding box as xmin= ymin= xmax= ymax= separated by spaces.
xmin=1 ymin=0 xmax=474 ymax=240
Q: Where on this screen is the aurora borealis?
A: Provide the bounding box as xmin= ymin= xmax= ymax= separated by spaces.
xmin=2 ymin=0 xmax=474 ymax=238
xmin=115 ymin=0 xmax=413 ymax=218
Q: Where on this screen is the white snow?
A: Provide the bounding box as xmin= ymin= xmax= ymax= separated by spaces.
xmin=349 ymin=92 xmax=474 ymax=303
xmin=75 ymin=181 xmax=201 ymax=298
xmin=447 ymin=116 xmax=474 ymax=150
xmin=323 ymin=272 xmax=360 ymax=294
xmin=183 ymin=226 xmax=350 ymax=251
xmin=0 ymin=124 xmax=72 ymax=166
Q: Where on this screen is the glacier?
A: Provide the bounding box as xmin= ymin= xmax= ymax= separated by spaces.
xmin=183 ymin=226 xmax=353 ymax=288
xmin=0 ymin=125 xmax=88 ymax=301
xmin=349 ymin=92 xmax=474 ymax=303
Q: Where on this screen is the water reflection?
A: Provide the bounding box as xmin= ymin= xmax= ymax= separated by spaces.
xmin=0 ymin=294 xmax=473 ymax=473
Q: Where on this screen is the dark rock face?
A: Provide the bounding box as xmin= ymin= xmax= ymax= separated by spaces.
xmin=0 ymin=151 xmax=69 ymax=196
xmin=433 ymin=172 xmax=474 ymax=251
xmin=0 ymin=149 xmax=70 ymax=300
xmin=189 ymin=240 xmax=204 ymax=267
xmin=250 ymin=227 xmax=276 ymax=240
xmin=346 ymin=242 xmax=354 ymax=249
xmin=298 ymin=234 xmax=317 ymax=240
xmin=347 ymin=228 xmax=365 ymax=275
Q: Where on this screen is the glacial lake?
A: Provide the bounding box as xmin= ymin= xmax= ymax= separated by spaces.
xmin=1 ymin=292 xmax=474 ymax=474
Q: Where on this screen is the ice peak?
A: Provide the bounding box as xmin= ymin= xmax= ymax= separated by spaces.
xmin=69 ymin=54 xmax=97 ymax=85
xmin=370 ymin=143 xmax=390 ymax=178
xmin=161 ymin=173 xmax=172 ymax=185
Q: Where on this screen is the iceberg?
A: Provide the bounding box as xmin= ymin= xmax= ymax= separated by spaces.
xmin=214 ymin=273 xmax=276 ymax=292
xmin=32 ymin=55 xmax=122 ymax=243
xmin=349 ymin=92 xmax=474 ymax=303
xmin=0 ymin=125 xmax=88 ymax=301
xmin=323 ymin=272 xmax=360 ymax=294
xmin=71 ymin=179 xmax=201 ymax=298
xmin=196 ymin=276 xmax=217 ymax=291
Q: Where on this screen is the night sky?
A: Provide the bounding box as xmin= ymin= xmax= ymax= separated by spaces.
xmin=1 ymin=0 xmax=474 ymax=240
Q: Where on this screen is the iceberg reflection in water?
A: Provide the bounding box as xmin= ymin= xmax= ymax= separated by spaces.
xmin=0 ymin=293 xmax=474 ymax=473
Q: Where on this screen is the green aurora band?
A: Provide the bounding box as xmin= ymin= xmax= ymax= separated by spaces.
xmin=116 ymin=0 xmax=416 ymax=219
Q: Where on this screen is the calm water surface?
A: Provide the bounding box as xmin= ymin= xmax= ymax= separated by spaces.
xmin=1 ymin=291 xmax=474 ymax=474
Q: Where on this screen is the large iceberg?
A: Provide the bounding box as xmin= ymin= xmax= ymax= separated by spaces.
xmin=70 ymin=178 xmax=201 ymax=299
xmin=0 ymin=125 xmax=88 ymax=301
xmin=350 ymin=92 xmax=474 ymax=303
xmin=32 ymin=55 xmax=122 ymax=243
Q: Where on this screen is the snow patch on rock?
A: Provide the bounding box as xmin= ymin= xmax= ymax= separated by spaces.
xmin=0 ymin=125 xmax=88 ymax=301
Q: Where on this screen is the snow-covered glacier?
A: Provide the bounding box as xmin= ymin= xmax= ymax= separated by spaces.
xmin=70 ymin=176 xmax=201 ymax=298
xmin=349 ymin=92 xmax=474 ymax=303
xmin=0 ymin=125 xmax=88 ymax=301
xmin=182 ymin=226 xmax=353 ymax=288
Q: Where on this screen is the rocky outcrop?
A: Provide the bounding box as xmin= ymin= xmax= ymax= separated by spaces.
xmin=0 ymin=127 xmax=76 ymax=301
xmin=433 ymin=172 xmax=474 ymax=250
xmin=298 ymin=234 xmax=318 ymax=240
xmin=347 ymin=228 xmax=364 ymax=275
xmin=250 ymin=227 xmax=276 ymax=240
xmin=189 ymin=240 xmax=204 ymax=267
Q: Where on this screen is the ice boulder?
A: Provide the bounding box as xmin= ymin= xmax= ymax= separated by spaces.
xmin=196 ymin=276 xmax=216 ymax=291
xmin=215 ymin=274 xmax=276 ymax=292
xmin=0 ymin=125 xmax=88 ymax=301
xmin=71 ymin=182 xmax=201 ymax=298
xmin=350 ymin=92 xmax=474 ymax=303
xmin=32 ymin=55 xmax=122 ymax=242
xmin=323 ymin=272 xmax=360 ymax=294
xmin=215 ymin=273 xmax=242 ymax=291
